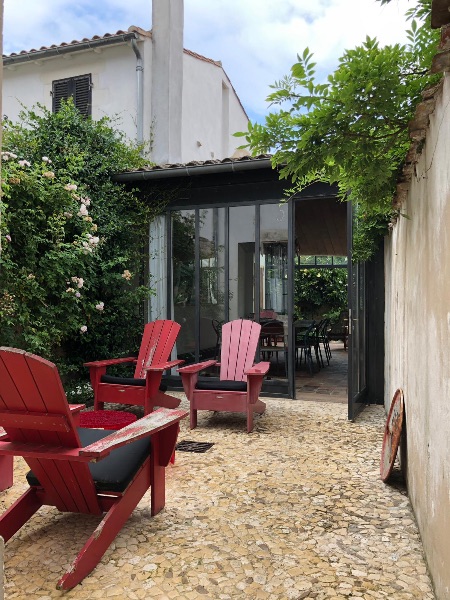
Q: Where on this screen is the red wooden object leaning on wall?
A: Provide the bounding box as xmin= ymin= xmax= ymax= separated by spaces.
xmin=178 ymin=319 xmax=270 ymax=433
xmin=84 ymin=320 xmax=184 ymax=415
xmin=0 ymin=347 xmax=187 ymax=590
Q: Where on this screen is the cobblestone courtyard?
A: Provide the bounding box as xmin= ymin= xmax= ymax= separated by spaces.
xmin=0 ymin=391 xmax=435 ymax=599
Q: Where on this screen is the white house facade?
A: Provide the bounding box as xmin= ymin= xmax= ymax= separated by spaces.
xmin=2 ymin=0 xmax=248 ymax=165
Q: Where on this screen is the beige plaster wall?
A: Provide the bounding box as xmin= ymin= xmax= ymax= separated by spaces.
xmin=181 ymin=53 xmax=249 ymax=162
xmin=384 ymin=72 xmax=450 ymax=599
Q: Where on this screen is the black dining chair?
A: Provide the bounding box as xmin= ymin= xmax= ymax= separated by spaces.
xmin=314 ymin=321 xmax=329 ymax=370
xmin=260 ymin=319 xmax=284 ymax=347
xmin=318 ymin=318 xmax=332 ymax=365
xmin=260 ymin=320 xmax=287 ymax=375
xmin=295 ymin=322 xmax=317 ymax=374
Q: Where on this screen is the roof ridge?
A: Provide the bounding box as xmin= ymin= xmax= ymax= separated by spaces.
xmin=183 ymin=48 xmax=221 ymax=67
xmin=3 ymin=28 xmax=223 ymax=65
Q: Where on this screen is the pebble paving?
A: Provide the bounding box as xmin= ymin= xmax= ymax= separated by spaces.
xmin=0 ymin=396 xmax=435 ymax=599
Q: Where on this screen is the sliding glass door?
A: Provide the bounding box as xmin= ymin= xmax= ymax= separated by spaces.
xmin=169 ymin=201 xmax=290 ymax=394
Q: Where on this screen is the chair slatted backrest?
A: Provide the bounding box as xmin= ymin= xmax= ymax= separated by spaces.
xmin=320 ymin=318 xmax=330 ymax=338
xmin=260 ymin=309 xmax=277 ymax=319
xmin=0 ymin=347 xmax=100 ymax=514
xmin=219 ymin=319 xmax=261 ymax=382
xmin=314 ymin=319 xmax=325 ymax=340
xmin=261 ymin=320 xmax=284 ymax=337
xmin=135 ymin=320 xmax=181 ymax=378
xmin=296 ymin=322 xmax=316 ymax=347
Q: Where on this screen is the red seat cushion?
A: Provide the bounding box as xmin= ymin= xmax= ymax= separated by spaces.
xmin=79 ymin=410 xmax=137 ymax=430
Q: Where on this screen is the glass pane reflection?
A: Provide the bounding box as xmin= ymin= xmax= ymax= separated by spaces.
xmin=229 ymin=205 xmax=255 ymax=321
xmin=171 ymin=210 xmax=196 ymax=362
xmin=199 ymin=208 xmax=225 ymax=360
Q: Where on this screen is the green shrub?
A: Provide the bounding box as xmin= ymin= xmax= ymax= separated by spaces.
xmin=0 ymin=101 xmax=161 ymax=389
xmin=294 ymin=268 xmax=347 ymax=323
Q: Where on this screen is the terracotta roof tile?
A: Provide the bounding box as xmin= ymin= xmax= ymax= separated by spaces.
xmin=2 ymin=28 xmax=143 ymax=59
xmin=183 ymin=48 xmax=221 ymax=67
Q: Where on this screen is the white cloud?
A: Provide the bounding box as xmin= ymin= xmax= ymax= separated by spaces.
xmin=3 ymin=0 xmax=415 ymax=121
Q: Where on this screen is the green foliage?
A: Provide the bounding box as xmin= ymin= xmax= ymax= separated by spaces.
xmin=351 ymin=204 xmax=394 ymax=263
xmin=237 ymin=1 xmax=440 ymax=261
xmin=294 ymin=268 xmax=347 ymax=323
xmin=0 ymin=101 xmax=162 ymax=387
xmin=0 ymin=152 xmax=99 ymax=354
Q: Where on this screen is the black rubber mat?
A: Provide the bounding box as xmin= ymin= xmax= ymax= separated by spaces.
xmin=175 ymin=440 xmax=214 ymax=453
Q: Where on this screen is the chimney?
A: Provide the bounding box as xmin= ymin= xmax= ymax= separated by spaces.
xmin=151 ymin=0 xmax=184 ymax=164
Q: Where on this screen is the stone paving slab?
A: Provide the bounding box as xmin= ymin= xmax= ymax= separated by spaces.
xmin=0 ymin=396 xmax=435 ymax=599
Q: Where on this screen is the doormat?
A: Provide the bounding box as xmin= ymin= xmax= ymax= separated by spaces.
xmin=176 ymin=440 xmax=214 ymax=453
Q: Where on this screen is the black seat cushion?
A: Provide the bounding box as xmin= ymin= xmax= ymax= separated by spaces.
xmin=101 ymin=374 xmax=168 ymax=392
xmin=26 ymin=428 xmax=151 ymax=493
xmin=195 ymin=377 xmax=247 ymax=392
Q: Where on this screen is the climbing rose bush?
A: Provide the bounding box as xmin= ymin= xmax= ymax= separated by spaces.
xmin=0 ymin=153 xmax=104 ymax=356
xmin=0 ymin=101 xmax=159 ymax=389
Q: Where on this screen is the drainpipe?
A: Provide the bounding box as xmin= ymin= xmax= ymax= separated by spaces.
xmin=131 ymin=38 xmax=144 ymax=149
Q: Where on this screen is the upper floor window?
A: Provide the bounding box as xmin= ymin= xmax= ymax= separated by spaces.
xmin=52 ymin=74 xmax=92 ymax=116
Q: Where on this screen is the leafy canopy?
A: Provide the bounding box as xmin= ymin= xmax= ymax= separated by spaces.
xmin=237 ymin=0 xmax=440 ymax=260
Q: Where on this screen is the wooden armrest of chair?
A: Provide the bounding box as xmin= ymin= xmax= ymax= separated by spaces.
xmin=0 ymin=408 xmax=187 ymax=463
xmin=245 ymin=362 xmax=271 ymax=376
xmin=178 ymin=360 xmax=218 ymax=375
xmin=84 ymin=357 xmax=137 ymax=368
xmin=79 ymin=407 xmax=187 ymax=459
xmin=145 ymin=359 xmax=184 ymax=372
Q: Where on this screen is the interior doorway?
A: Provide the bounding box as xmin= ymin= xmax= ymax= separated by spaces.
xmin=292 ymin=197 xmax=349 ymax=403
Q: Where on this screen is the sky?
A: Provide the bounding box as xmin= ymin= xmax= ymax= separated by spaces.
xmin=3 ymin=0 xmax=415 ymax=123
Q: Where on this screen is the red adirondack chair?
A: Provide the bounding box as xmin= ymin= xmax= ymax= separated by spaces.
xmin=0 ymin=429 xmax=13 ymax=491
xmin=84 ymin=319 xmax=184 ymax=415
xmin=178 ymin=319 xmax=270 ymax=433
xmin=0 ymin=347 xmax=187 ymax=590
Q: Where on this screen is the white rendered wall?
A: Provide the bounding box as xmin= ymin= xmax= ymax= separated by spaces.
xmin=384 ymin=73 xmax=450 ymax=600
xmin=181 ymin=53 xmax=248 ymax=161
xmin=227 ymin=76 xmax=250 ymax=155
xmin=2 ymin=38 xmax=248 ymax=164
xmin=3 ymin=41 xmax=146 ymax=146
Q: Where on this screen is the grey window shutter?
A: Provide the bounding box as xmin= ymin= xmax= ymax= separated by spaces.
xmin=52 ymin=74 xmax=92 ymax=116
xmin=52 ymin=78 xmax=70 ymax=113
xmin=73 ymin=75 xmax=92 ymax=116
